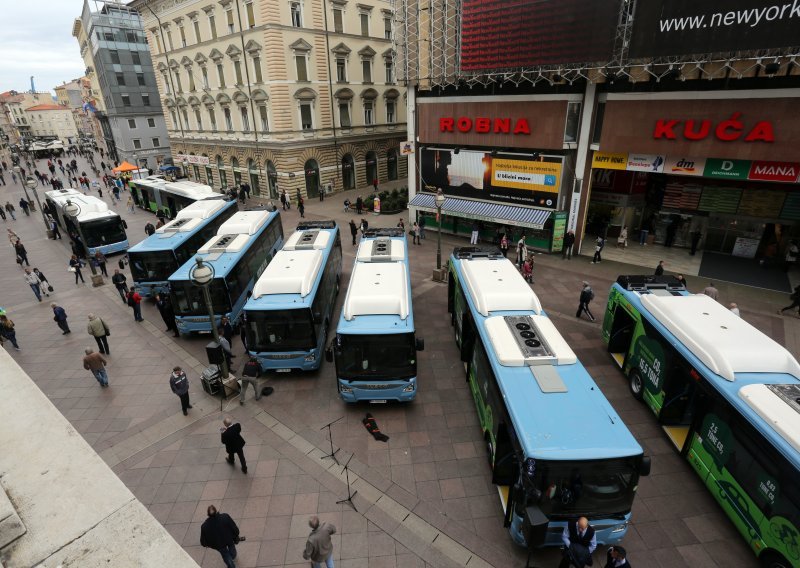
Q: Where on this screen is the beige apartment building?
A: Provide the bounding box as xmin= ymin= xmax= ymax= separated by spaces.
xmin=131 ymin=0 xmax=407 ymax=199
xmin=54 ymin=78 xmax=105 ymax=149
xmin=25 ymin=105 xmax=81 ymax=144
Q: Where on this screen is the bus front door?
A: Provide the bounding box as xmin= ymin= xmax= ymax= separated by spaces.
xmin=607 ymin=305 xmax=636 ymax=369
xmin=659 ymin=365 xmax=704 ymax=452
xmin=140 ymin=188 xmax=150 ymax=211
xmin=167 ymin=197 xmax=177 ymax=219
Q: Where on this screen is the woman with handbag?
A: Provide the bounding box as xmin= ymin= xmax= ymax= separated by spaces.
xmin=33 ymin=268 xmax=52 ymax=298
xmin=69 ymin=255 xmax=86 ymax=284
xmin=87 ymin=313 xmax=111 ymax=355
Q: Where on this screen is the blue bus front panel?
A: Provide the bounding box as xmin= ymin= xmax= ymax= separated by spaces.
xmin=88 ymin=239 xmax=129 ymax=256
xmin=136 ymin=280 xmax=171 ymax=299
xmin=175 ymin=313 xmax=229 ymax=334
xmin=253 ymin=350 xmax=322 ymax=373
xmin=338 ymin=377 xmax=417 ymax=403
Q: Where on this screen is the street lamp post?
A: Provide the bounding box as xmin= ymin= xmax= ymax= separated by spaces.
xmin=190 ymin=257 xmax=229 ymax=382
xmin=64 ymin=200 xmax=103 ymax=285
xmin=435 ymin=188 xmax=445 ymax=270
xmin=12 ymin=165 xmax=31 ymax=204
xmin=24 ymin=175 xmax=49 ymax=233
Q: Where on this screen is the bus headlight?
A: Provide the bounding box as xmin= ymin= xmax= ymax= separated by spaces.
xmin=304 ymin=353 xmax=316 ymax=362
xmin=339 ymin=384 xmax=353 ymax=393
xmin=611 ymin=522 xmax=628 ymax=533
xmin=402 ymin=378 xmax=416 ymax=393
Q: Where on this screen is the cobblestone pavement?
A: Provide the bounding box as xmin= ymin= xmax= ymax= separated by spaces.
xmin=4 ymin=154 xmax=793 ymax=567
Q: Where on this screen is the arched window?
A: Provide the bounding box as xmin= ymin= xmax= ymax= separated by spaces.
xmin=341 ymin=154 xmax=355 ymax=189
xmin=216 ymin=155 xmax=227 ymax=188
xmin=365 ymin=150 xmax=378 ymax=187
xmin=304 ymin=159 xmax=319 ymax=198
xmin=386 ymin=149 xmax=398 ymax=181
xmin=231 ymin=157 xmax=241 ymax=185
xmin=247 ymin=159 xmax=260 ymax=196
xmin=266 ymin=160 xmax=278 ymax=198
xmin=203 ymin=153 xmax=214 ymax=186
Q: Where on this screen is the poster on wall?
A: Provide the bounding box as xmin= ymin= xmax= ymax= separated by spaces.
xmin=420 ymin=149 xmax=562 ymax=209
xmin=630 ymin=0 xmax=800 ymax=58
xmin=551 ymin=212 xmax=568 ymax=253
xmin=460 ymin=0 xmax=621 ymax=72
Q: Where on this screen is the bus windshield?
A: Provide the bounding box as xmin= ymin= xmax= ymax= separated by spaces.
xmin=82 ymin=217 xmax=126 ymax=247
xmin=246 ymin=309 xmax=315 ymax=352
xmin=129 ymin=250 xmax=180 ymax=283
xmin=533 ymin=457 xmax=639 ymax=518
xmin=171 ymin=279 xmax=232 ymax=316
xmin=336 ymin=333 xmax=416 ymax=381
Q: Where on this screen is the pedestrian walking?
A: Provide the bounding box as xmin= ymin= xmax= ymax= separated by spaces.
xmin=69 ymin=255 xmax=86 ymax=284
xmin=33 ymin=268 xmax=52 ymax=298
xmin=7 ymin=228 xmax=18 ymax=246
xmin=200 ymin=505 xmax=241 ymax=568
xmin=349 ymin=219 xmax=358 ymax=246
xmin=15 ymin=240 xmax=29 ymax=266
xmin=356 ymin=196 xmax=363 ymax=214
xmin=49 ymin=215 xmax=62 ymax=239
xmin=82 ymin=348 xmax=109 ymax=387
xmin=169 ymin=366 xmax=193 ymax=415
xmin=559 ymin=517 xmax=597 ymax=568
xmin=604 ymin=545 xmax=631 ymax=568
xmin=412 ymin=222 xmax=421 ymax=245
xmin=93 ymin=251 xmax=108 ymax=277
xmin=470 ymin=221 xmax=480 ymax=245
xmin=298 ymin=197 xmax=305 ymax=218
xmin=127 ymin=288 xmax=144 ymax=321
xmin=51 ymin=303 xmax=71 ymax=334
xmin=591 ymin=236 xmax=604 ymax=264
xmin=729 ymin=302 xmax=741 ymax=317
xmin=280 ymin=190 xmax=287 ymax=210
xmin=218 ymin=329 xmax=234 ymax=370
xmin=0 ymin=314 xmax=20 ymax=350
xmin=303 ymin=516 xmax=337 ymax=568
xmin=372 ymin=178 xmax=378 ymax=192
xmin=500 ymin=234 xmax=509 ymax=257
xmin=220 ymin=315 xmax=234 ymax=344
xmin=240 ymin=356 xmax=271 ymax=404
xmin=675 ymin=274 xmax=688 ymax=289
xmin=24 ymin=268 xmax=42 ymax=301
xmin=296 ymin=189 xmax=301 ymax=205
xmin=360 ymin=217 xmax=369 ymax=234
xmin=126 ymin=196 xmax=135 ymax=213
xmin=576 ymin=281 xmax=596 ymax=322
xmin=87 ymin=313 xmax=111 ymax=354
xmin=655 ymin=260 xmax=665 ymax=276
xmin=562 ymin=230 xmax=575 ymax=260
xmin=779 ymin=285 xmax=800 ymax=316
xmin=111 ymin=269 xmax=128 ymax=302
xmin=220 ymin=416 xmax=247 ymax=473
xmin=616 ymin=226 xmax=628 ymax=248
xmin=19 ymin=198 xmax=29 ymax=216
xmin=155 ymin=293 xmax=179 ymax=337
xmin=397 ymin=218 xmax=405 ymax=231
xmin=144 ymin=221 xmax=156 ymax=236
xmin=0 ymin=207 xmax=5 ymax=221
xmin=418 ymin=215 xmax=426 ymax=239
xmin=703 ymin=281 xmax=720 ymax=301
xmin=516 ymin=234 xmax=527 ymax=268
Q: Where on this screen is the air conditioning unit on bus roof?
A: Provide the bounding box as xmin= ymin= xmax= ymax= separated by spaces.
xmin=284 ymin=228 xmax=331 ymax=251
xmin=485 ymin=315 xmax=577 ymax=367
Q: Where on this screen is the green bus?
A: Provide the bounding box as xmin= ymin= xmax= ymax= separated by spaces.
xmin=603 ymin=275 xmax=800 ymax=568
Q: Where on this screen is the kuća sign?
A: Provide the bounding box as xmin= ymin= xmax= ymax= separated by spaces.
xmin=653 ymin=113 xmax=774 ymax=143
xmin=439 ymin=117 xmax=531 ymax=135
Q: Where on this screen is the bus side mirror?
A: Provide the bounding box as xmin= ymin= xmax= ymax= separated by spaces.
xmin=639 ymin=456 xmax=651 ymax=476
xmin=416 ymin=338 xmax=425 ymax=351
xmin=325 ymin=347 xmax=333 ymax=363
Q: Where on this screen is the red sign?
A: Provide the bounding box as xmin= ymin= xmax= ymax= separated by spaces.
xmin=439 ymin=117 xmax=531 ymax=135
xmin=748 ymin=160 xmax=800 ymax=183
xmin=653 ymin=114 xmax=774 ymax=143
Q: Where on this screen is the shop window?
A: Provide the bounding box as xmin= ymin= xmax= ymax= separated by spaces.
xmin=564 ymin=102 xmax=581 ymax=143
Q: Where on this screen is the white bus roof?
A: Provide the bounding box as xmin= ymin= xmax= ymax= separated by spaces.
xmin=218 ymin=211 xmax=270 ymax=236
xmin=461 ymin=258 xmax=542 ymax=316
xmin=252 ymin=249 xmax=323 ymax=298
xmin=343 ymin=261 xmax=409 ymax=321
xmin=640 ymin=294 xmax=800 ymax=382
xmin=739 ymin=384 xmax=800 ymax=454
xmin=164 ymin=180 xmax=215 ymax=198
xmin=133 ymin=176 xmax=166 ymax=189
xmin=155 ymin=199 xmax=227 ymax=235
xmin=283 ymin=229 xmax=332 ymax=251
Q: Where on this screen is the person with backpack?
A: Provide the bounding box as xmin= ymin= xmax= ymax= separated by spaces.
xmin=127 ymin=287 xmax=143 ymax=322
xmin=576 ymin=281 xmax=596 ymax=322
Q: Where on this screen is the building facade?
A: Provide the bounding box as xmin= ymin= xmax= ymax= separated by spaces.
xmin=397 ymin=0 xmax=800 ymax=282
xmin=73 ymin=0 xmax=171 ymax=168
xmin=0 ymin=91 xmax=60 ymax=147
xmin=54 ymin=78 xmax=103 ymax=149
xmin=24 ymin=104 xmax=80 ymax=144
xmin=130 ymin=0 xmax=407 ymax=199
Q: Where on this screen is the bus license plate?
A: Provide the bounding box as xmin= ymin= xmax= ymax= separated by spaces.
xmin=370 ymin=399 xmax=388 ymax=404
xmin=276 ymin=369 xmax=291 ymax=373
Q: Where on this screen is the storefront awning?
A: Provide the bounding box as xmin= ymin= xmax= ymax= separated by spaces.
xmin=409 ymin=193 xmax=552 ymax=230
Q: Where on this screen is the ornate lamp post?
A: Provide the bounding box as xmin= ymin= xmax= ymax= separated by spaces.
xmin=12 ymin=165 xmax=32 ymax=204
xmin=435 ymin=188 xmax=445 ymax=270
xmin=190 ymin=257 xmax=229 ymax=381
xmin=24 ymin=174 xmax=49 ymax=232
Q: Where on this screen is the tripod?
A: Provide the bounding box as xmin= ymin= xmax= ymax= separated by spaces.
xmin=336 ymin=454 xmax=358 ymax=512
xmin=320 ymin=416 xmax=343 ymax=464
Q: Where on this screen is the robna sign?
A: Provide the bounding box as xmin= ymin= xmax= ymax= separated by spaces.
xmin=439 ymin=117 xmax=532 ymax=135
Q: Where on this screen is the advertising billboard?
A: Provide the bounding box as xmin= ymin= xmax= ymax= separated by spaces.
xmin=630 ymin=0 xmax=800 ymax=58
xmin=460 ymin=0 xmax=621 ymax=72
xmin=420 ymin=149 xmax=562 ymax=209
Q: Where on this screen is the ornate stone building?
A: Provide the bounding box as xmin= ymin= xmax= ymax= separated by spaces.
xmin=130 ymin=0 xmax=407 ymax=199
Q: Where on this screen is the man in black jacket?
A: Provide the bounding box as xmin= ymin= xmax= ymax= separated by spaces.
xmin=604 ymin=545 xmax=631 ymax=568
xmin=111 ymin=269 xmax=128 ymax=302
xmin=200 ymin=505 xmax=240 ymax=568
xmin=220 ymin=416 xmax=247 ymax=473
xmin=559 ymin=517 xmax=597 ymax=568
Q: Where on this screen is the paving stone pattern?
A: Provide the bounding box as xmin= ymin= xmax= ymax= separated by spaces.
xmin=3 ymin=153 xmax=787 ymax=567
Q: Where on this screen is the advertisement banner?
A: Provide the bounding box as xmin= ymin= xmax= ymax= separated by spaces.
xmin=630 ymin=0 xmax=800 ymax=58
xmin=460 ymin=0 xmax=621 ymax=71
xmin=399 ymin=141 xmax=414 ymax=155
xmin=592 ymin=152 xmax=628 ymax=170
xmin=420 ymin=149 xmax=562 ymax=209
xmin=626 ymin=154 xmax=665 ymax=173
xmin=175 ymin=153 xmax=210 ymax=165
xmin=703 ymin=159 xmax=751 ymax=180
xmin=551 ymin=212 xmax=567 ymax=253
xmin=664 ymin=156 xmax=706 ymax=177
xmin=748 ymin=160 xmax=800 ymax=183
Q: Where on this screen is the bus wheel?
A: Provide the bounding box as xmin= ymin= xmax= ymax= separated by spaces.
xmin=628 ymin=370 xmax=644 ymax=401
xmin=760 ymin=552 xmax=791 ymax=568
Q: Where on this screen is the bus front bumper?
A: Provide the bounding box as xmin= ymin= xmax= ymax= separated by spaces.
xmin=338 ymin=378 xmax=417 ymax=403
xmin=252 ymin=351 xmax=321 ymax=373
xmin=88 ymin=239 xmax=129 ymax=256
xmin=510 ymin=513 xmax=630 ymax=548
xmin=136 ymin=281 xmax=170 ymax=298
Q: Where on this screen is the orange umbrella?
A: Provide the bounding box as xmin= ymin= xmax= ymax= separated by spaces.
xmin=112 ymin=161 xmax=138 ymax=172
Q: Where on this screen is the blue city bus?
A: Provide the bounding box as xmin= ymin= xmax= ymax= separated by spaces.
xmin=127 ymin=198 xmax=237 ymax=297
xmin=448 ymin=248 xmax=650 ymax=549
xmin=45 ymin=188 xmax=129 ymax=255
xmin=168 ymin=209 xmax=284 ymax=335
xmin=327 ymin=228 xmax=424 ymax=403
xmin=604 ymin=275 xmax=800 ymax=568
xmin=245 ymin=220 xmax=343 ymax=373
